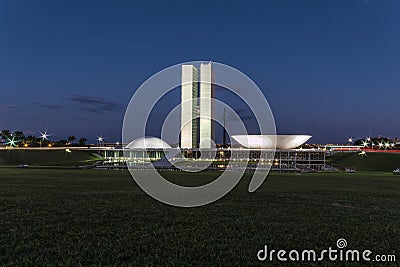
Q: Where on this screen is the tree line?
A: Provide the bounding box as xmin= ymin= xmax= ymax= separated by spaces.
xmin=0 ymin=129 xmax=88 ymax=147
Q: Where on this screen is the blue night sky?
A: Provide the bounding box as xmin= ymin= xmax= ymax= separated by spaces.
xmin=1 ymin=0 xmax=399 ymax=144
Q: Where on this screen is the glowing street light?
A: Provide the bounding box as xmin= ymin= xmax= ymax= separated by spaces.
xmin=347 ymin=137 xmax=354 ymax=148
xmin=366 ymin=137 xmax=371 ymax=142
xmin=362 ymin=141 xmax=369 ymax=147
xmin=40 ymin=131 xmax=50 ymax=140
xmin=97 ymin=136 xmax=104 ymax=147
xmin=39 ymin=130 xmax=51 ymax=148
xmin=359 ymin=151 xmax=367 ymax=157
xmin=5 ymin=136 xmax=19 ymax=147
xmin=378 ymin=142 xmax=384 ymax=149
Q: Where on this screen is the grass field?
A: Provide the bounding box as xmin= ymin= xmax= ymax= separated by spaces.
xmin=0 ymin=168 xmax=399 ymax=266
xmin=328 ymin=152 xmax=400 ymax=172
xmin=0 ymin=149 xmax=100 ymax=167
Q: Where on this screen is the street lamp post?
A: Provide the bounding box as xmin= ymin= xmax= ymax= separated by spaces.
xmin=40 ymin=131 xmax=49 ymax=148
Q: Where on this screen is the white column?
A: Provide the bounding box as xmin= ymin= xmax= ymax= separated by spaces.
xmin=199 ymin=62 xmax=215 ymax=149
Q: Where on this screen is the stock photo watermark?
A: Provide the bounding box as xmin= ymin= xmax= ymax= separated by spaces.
xmin=257 ymin=238 xmax=396 ymax=263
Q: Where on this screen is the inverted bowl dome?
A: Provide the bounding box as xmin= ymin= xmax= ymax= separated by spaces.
xmin=125 ymin=137 xmax=171 ymax=149
xmin=231 ymin=135 xmax=311 ymax=149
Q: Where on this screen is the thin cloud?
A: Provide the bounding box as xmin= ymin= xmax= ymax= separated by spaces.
xmin=81 ymin=106 xmax=101 ymax=113
xmin=0 ymin=105 xmax=16 ymax=111
xmin=31 ymin=102 xmax=61 ymax=109
xmin=70 ymin=95 xmax=122 ymax=113
xmin=23 ymin=130 xmax=36 ymax=136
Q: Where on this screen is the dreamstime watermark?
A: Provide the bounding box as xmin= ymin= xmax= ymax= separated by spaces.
xmin=122 ymin=61 xmax=276 ymax=207
xmin=257 ymin=238 xmax=396 ymax=263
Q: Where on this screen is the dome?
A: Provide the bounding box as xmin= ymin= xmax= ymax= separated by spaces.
xmin=125 ymin=137 xmax=171 ymax=149
xmin=231 ymin=135 xmax=312 ymax=149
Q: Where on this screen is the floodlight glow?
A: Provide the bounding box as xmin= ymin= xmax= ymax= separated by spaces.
xmin=5 ymin=136 xmax=19 ymax=147
xmin=378 ymin=142 xmax=383 ymax=148
xmin=367 ymin=137 xmax=371 ymax=141
xmin=362 ymin=141 xmax=368 ymax=147
xmin=348 ymin=138 xmax=353 ymax=143
xmin=97 ymin=136 xmax=104 ymax=142
xmin=40 ymin=131 xmax=49 ymax=140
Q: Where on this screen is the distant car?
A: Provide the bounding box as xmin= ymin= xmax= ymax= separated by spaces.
xmin=393 ymin=168 xmax=400 ymax=175
xmin=17 ymin=164 xmax=29 ymax=168
xmin=345 ymin=168 xmax=356 ymax=173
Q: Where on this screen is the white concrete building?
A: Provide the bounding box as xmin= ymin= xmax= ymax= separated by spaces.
xmin=180 ymin=65 xmax=199 ymax=148
xmin=199 ymin=62 xmax=215 ymax=148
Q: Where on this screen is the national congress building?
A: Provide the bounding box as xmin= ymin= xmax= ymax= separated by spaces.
xmin=180 ymin=62 xmax=214 ymax=149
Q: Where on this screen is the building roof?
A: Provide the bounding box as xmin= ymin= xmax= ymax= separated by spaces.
xmin=125 ymin=137 xmax=171 ymax=149
xmin=231 ymin=135 xmax=312 ymax=149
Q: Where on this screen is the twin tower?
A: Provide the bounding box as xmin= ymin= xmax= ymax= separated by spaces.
xmin=180 ymin=62 xmax=215 ymax=149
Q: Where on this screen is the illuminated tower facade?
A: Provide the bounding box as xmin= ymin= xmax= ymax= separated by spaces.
xmin=199 ymin=62 xmax=215 ymax=149
xmin=180 ymin=65 xmax=199 ymax=148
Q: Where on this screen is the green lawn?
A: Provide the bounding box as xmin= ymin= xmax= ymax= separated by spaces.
xmin=0 ymin=169 xmax=399 ymax=266
xmin=0 ymin=149 xmax=101 ymax=167
xmin=328 ymin=152 xmax=400 ymax=172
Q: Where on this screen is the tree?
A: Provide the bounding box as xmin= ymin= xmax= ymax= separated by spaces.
xmin=13 ymin=131 xmax=25 ymax=141
xmin=25 ymin=135 xmax=39 ymax=146
xmin=1 ymin=129 xmax=11 ymax=140
xmin=67 ymin=136 xmax=76 ymax=144
xmin=78 ymin=137 xmax=87 ymax=146
xmin=58 ymin=140 xmax=68 ymax=146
